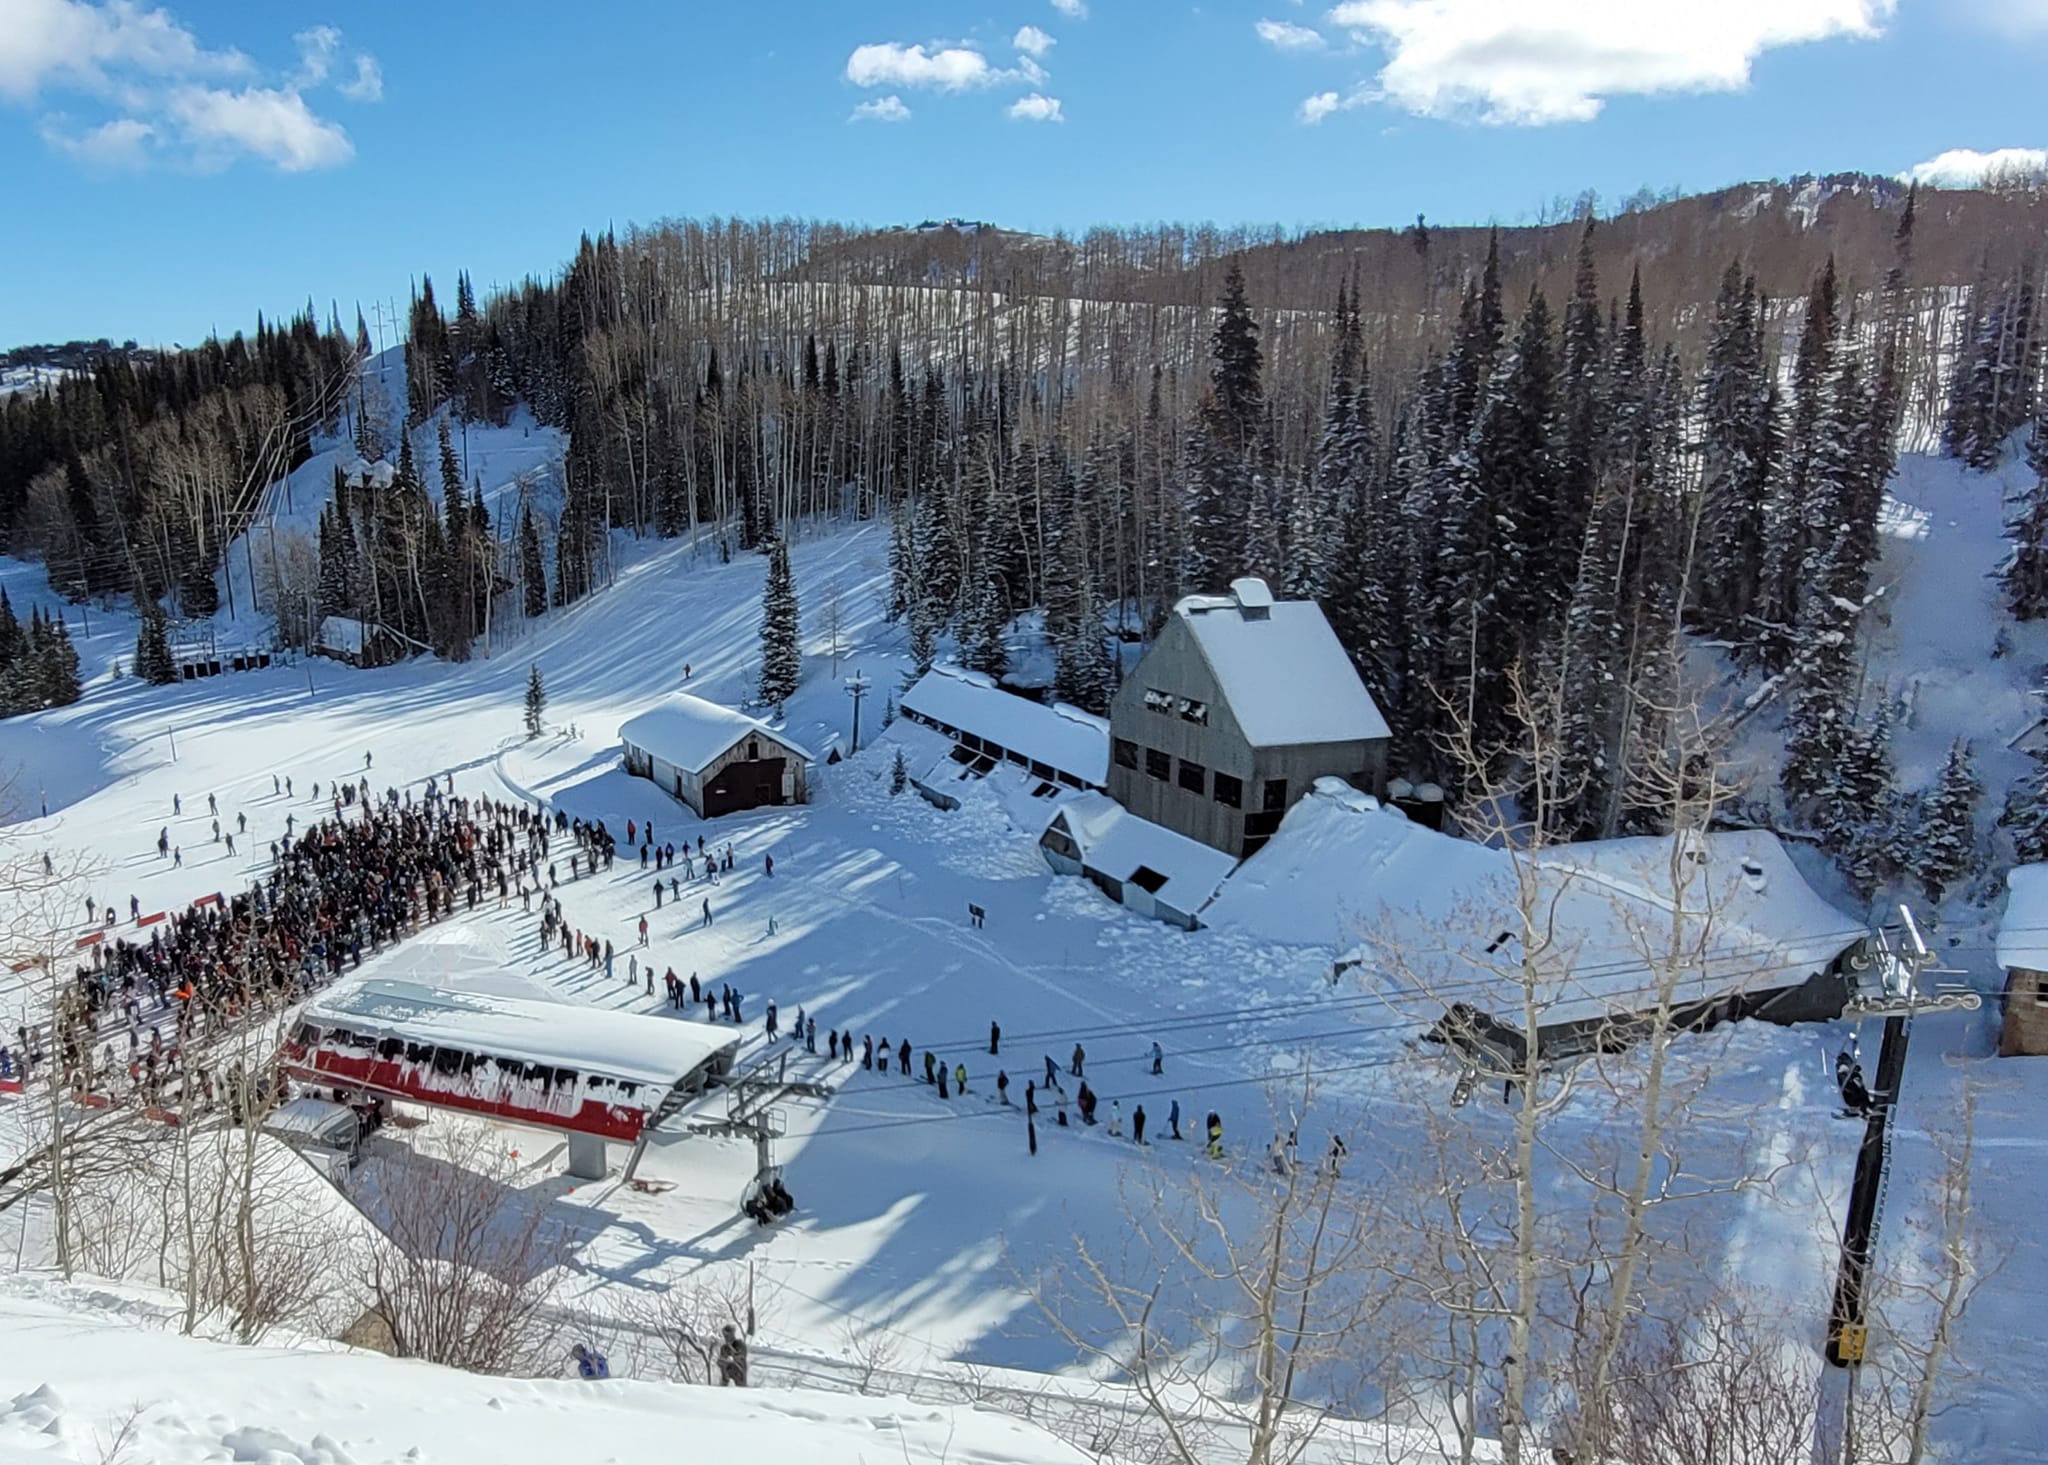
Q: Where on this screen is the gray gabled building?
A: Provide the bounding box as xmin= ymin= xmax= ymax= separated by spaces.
xmin=1106 ymin=577 xmax=1390 ymax=857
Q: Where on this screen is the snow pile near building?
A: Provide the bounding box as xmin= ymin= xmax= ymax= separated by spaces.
xmin=0 ymin=1285 xmax=1093 ymax=1465
xmin=1208 ymin=781 xmax=1866 ymax=1027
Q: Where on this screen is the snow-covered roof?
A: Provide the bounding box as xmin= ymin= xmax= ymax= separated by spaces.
xmin=1206 ymin=780 xmax=1865 ymax=1029
xmin=1997 ymin=864 xmax=2048 ymax=971
xmin=619 ymin=693 xmax=813 ymax=774
xmin=1050 ymin=792 xmax=1238 ymax=914
xmin=901 ymin=664 xmax=1109 ymax=785
xmin=1173 ymin=581 xmax=1390 ymax=747
xmin=302 ymin=978 xmax=739 ymax=1088
xmin=315 ymin=617 xmax=366 ymax=653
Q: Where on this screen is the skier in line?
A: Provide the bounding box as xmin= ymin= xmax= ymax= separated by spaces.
xmin=1150 ymin=1041 xmax=1163 ymax=1076
xmin=996 ymin=1069 xmax=1009 ymax=1104
xmin=1107 ymin=1100 xmax=1123 ymax=1137
xmin=989 ymin=1021 xmax=1000 ymax=1056
xmin=1206 ymin=1112 xmax=1223 ymax=1159
xmin=766 ymin=1001 xmax=779 ymax=1041
xmin=1168 ymin=1099 xmax=1182 ymax=1140
xmin=1132 ymin=1104 xmax=1147 ymax=1144
xmin=1070 ymin=1043 xmax=1085 ymax=1077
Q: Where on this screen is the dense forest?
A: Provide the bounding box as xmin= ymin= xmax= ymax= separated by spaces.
xmin=2 ymin=173 xmax=2047 ymax=895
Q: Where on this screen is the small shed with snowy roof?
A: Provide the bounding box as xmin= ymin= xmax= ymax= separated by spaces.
xmin=619 ymin=694 xmax=811 ymax=819
xmin=1996 ymin=864 xmax=2048 ymax=1056
xmin=1040 ymin=793 xmax=1237 ymax=929
xmin=1107 ymin=577 xmax=1390 ymax=857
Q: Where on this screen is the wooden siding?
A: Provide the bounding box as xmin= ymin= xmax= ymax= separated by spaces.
xmin=623 ymin=727 xmax=807 ymax=818
xmin=2001 ymin=968 xmax=2048 ymax=1057
xmin=1107 ymin=613 xmax=1390 ymax=857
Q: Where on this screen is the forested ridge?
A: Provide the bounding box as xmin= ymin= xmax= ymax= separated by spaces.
xmin=5 ymin=174 xmax=2048 ymax=895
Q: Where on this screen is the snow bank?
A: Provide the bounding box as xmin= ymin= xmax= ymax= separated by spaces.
xmin=0 ymin=1288 xmax=1093 ymax=1465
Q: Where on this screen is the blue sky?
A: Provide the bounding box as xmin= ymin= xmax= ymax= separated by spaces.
xmin=2 ymin=0 xmax=2044 ymax=347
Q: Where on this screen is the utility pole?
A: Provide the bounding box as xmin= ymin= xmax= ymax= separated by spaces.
xmin=845 ymin=669 xmax=870 ymax=754
xmin=1815 ymin=908 xmax=1979 ymax=1464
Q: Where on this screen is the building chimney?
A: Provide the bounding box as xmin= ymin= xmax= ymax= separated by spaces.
xmin=1228 ymin=577 xmax=1274 ymax=620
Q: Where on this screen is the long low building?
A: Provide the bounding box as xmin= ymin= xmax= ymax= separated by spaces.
xmin=1204 ymin=779 xmax=1870 ymax=1060
xmin=620 ymin=693 xmax=812 ymax=818
xmin=896 ymin=664 xmax=1110 ymax=806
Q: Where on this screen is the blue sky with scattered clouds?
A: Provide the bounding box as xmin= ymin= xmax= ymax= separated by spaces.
xmin=2 ymin=0 xmax=2044 ymax=345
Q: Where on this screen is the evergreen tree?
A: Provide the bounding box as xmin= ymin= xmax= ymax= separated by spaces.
xmin=890 ymin=747 xmax=908 ymax=796
xmin=1913 ymin=739 xmax=1981 ymax=903
xmin=1757 ymin=258 xmax=1839 ymax=669
xmin=2002 ymin=743 xmax=2048 ymax=864
xmin=1694 ymin=263 xmax=1773 ymax=641
xmin=524 ymin=662 xmax=546 ymax=738
xmin=758 ymin=536 xmax=802 ymax=706
xmin=1187 ymin=259 xmax=1266 ymax=589
xmin=960 ymin=571 xmax=1009 ymax=680
xmin=45 ymin=619 xmax=80 ymax=706
xmin=1051 ymin=579 xmax=1118 ymax=715
xmin=2006 ymin=395 xmax=2048 ymax=619
xmin=0 ymin=590 xmax=20 ymax=671
xmin=518 ymin=506 xmax=547 ymax=618
xmin=135 ymin=600 xmax=176 ymax=685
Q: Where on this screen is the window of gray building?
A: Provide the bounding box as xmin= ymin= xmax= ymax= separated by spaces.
xmin=1145 ymin=748 xmax=1171 ymax=781
xmin=1144 ymin=688 xmax=1174 ymax=714
xmin=1113 ymin=737 xmax=1138 ymax=769
xmin=1214 ymin=772 xmax=1243 ymax=808
xmin=1178 ymin=758 xmax=1206 ymax=794
xmin=1178 ymin=697 xmax=1208 ymax=726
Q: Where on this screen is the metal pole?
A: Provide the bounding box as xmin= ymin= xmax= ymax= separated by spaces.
xmin=846 ymin=670 xmax=870 ymax=754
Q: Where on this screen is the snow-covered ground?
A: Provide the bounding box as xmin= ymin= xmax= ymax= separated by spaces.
xmin=0 ymin=437 xmax=2038 ymax=1457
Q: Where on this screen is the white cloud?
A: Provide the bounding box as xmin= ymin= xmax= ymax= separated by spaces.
xmin=1 ymin=2 xmax=375 ymax=170
xmin=1257 ymin=18 xmax=1326 ymax=51
xmin=1008 ymin=92 xmax=1064 ymax=122
xmin=1322 ymin=0 xmax=1895 ymax=125
xmin=846 ymin=41 xmax=998 ymax=91
xmin=1298 ymin=89 xmax=1348 ymax=123
xmin=1014 ymin=24 xmax=1056 ymax=57
xmin=850 ymin=94 xmax=912 ymax=123
xmin=339 ymin=54 xmax=381 ymax=103
xmin=165 ymin=83 xmax=353 ymax=171
xmin=1904 ymin=145 xmax=2048 ymax=189
xmin=1959 ymin=0 xmax=2048 ymax=34
xmin=39 ymin=112 xmax=153 ymax=166
xmin=0 ymin=0 xmax=247 ymax=102
xmin=1051 ymin=0 xmax=1088 ymax=16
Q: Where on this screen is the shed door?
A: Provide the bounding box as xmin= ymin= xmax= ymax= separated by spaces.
xmin=702 ymin=757 xmax=786 ymax=817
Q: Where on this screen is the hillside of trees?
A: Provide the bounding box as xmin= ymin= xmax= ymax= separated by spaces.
xmin=2 ymin=176 xmax=2046 ymax=893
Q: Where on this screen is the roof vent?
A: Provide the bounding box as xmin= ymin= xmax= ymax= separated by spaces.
xmin=1740 ymin=858 xmax=1767 ymax=894
xmin=1229 ymin=577 xmax=1275 ymax=619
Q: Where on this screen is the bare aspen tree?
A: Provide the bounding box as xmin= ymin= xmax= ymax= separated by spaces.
xmin=1036 ymin=1082 xmax=1402 ymax=1465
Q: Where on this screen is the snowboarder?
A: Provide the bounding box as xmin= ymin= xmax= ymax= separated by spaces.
xmin=764 ymin=852 xmax=774 ymax=877
xmin=828 ymin=1030 xmax=839 ymax=1060
xmin=1168 ymin=1099 xmax=1181 ymax=1140
xmin=237 ymin=812 xmax=246 ymax=834
xmin=766 ymin=1001 xmax=779 ymax=1041
xmin=1043 ymin=1054 xmax=1058 ymax=1086
xmin=938 ymin=1065 xmax=950 ymax=1099
xmin=923 ymin=1051 xmax=937 ymax=1085
xmin=805 ymin=1016 xmax=817 ymax=1053
xmin=989 ymin=1020 xmax=1000 ymax=1055
xmin=996 ymin=1069 xmax=1009 ymax=1104
xmin=1070 ymin=1043 xmax=1085 ymax=1077
xmin=702 ymin=898 xmax=713 ymax=928
xmin=1132 ymin=1104 xmax=1147 ymax=1144
xmin=207 ymin=793 xmax=216 ymax=816
xmin=639 ymin=915 xmax=649 ymax=946
xmin=954 ymin=1061 xmax=967 ymax=1093
xmin=1107 ymin=1101 xmax=1123 ymax=1137
xmin=861 ymin=1035 xmax=874 ymax=1069
xmin=1150 ymin=1040 xmax=1163 ymax=1076
xmin=898 ymin=1039 xmax=911 ymax=1076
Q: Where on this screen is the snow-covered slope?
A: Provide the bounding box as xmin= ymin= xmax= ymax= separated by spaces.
xmin=0 ymin=1282 xmax=1090 ymax=1465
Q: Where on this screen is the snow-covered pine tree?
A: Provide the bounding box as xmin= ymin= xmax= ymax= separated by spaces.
xmin=757 ymin=536 xmax=802 ymax=706
xmin=45 ymin=619 xmax=80 ymax=707
xmin=890 ymin=747 xmax=908 ymax=796
xmin=2002 ymin=743 xmax=2048 ymax=864
xmin=517 ymin=506 xmax=547 ymax=619
xmin=2005 ymin=393 xmax=2048 ymax=618
xmin=136 ymin=601 xmax=176 ymax=686
xmin=1186 ymin=259 xmax=1266 ymax=591
xmin=524 ymin=662 xmax=546 ymax=739
xmin=1052 ymin=577 xmax=1118 ymax=716
xmin=1694 ymin=263 xmax=1773 ymax=642
xmin=1757 ymin=257 xmax=1839 ymax=671
xmin=886 ymin=497 xmax=914 ymax=623
xmin=960 ymin=570 xmax=1009 ymax=681
xmin=1913 ymin=739 xmax=1982 ymax=903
